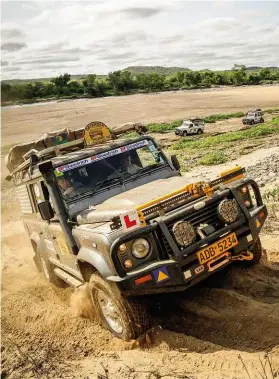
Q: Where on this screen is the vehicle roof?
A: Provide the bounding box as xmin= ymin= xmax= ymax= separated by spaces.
xmin=183 ymin=118 xmax=203 ymax=122
xmin=50 ymin=135 xmax=153 ymax=168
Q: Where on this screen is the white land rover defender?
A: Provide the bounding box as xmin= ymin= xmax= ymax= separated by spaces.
xmin=242 ymin=109 xmax=264 ymax=125
xmin=175 ymin=119 xmax=205 ymax=136
xmin=6 ymin=121 xmax=267 ymax=341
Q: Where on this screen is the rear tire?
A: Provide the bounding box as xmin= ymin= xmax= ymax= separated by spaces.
xmin=89 ymin=273 xmax=151 ymax=340
xmin=241 ymin=238 xmax=263 ymax=267
xmin=39 ymin=252 xmax=67 ymax=288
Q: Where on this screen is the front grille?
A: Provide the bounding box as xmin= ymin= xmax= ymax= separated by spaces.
xmin=167 ymin=201 xmax=221 ymax=231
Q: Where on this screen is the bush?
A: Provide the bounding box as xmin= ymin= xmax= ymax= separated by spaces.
xmin=199 ymin=151 xmax=228 ymax=165
xmin=203 ymin=112 xmax=245 ymax=123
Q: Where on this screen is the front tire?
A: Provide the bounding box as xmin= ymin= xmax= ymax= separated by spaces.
xmin=260 ymin=118 xmax=264 ymax=123
xmin=197 ymin=129 xmax=203 ymax=135
xmin=39 ymin=252 xmax=67 ymax=288
xmin=182 ymin=131 xmax=188 ymax=137
xmin=89 ymin=273 xmax=151 ymax=340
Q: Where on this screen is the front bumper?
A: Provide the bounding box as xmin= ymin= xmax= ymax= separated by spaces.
xmin=108 ymin=180 xmax=267 ymax=296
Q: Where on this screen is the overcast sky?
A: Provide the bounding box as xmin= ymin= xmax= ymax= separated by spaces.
xmin=1 ymin=1 xmax=279 ymax=80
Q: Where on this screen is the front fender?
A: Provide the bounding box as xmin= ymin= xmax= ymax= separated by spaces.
xmin=77 ymin=246 xmax=114 ymax=278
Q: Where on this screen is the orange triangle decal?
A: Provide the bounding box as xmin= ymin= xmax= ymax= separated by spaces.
xmin=157 ymin=270 xmax=169 ymax=282
xmin=256 ymin=219 xmax=261 ymax=228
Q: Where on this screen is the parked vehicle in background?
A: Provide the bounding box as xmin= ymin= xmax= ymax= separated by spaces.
xmin=242 ymin=109 xmax=264 ymax=125
xmin=175 ymin=119 xmax=205 ymax=136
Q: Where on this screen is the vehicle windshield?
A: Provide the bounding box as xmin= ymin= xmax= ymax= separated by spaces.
xmin=54 ymin=139 xmax=167 ymax=201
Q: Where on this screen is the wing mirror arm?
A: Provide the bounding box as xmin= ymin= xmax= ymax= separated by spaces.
xmin=171 ymin=155 xmax=181 ymax=171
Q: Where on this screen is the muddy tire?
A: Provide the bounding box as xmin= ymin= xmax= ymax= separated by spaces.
xmin=241 ymin=238 xmax=263 ymax=267
xmin=197 ymin=129 xmax=203 ymax=135
xmin=89 ymin=273 xmax=151 ymax=340
xmin=39 ymin=252 xmax=67 ymax=288
xmin=183 ymin=131 xmax=188 ymax=137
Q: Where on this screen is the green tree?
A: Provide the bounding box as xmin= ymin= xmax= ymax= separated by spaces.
xmin=68 ymin=80 xmax=83 ymax=94
xmin=108 ymin=71 xmax=122 ymax=94
xmin=248 ymin=72 xmax=261 ymax=84
xmin=231 ymin=64 xmax=247 ymax=85
xmin=51 ymin=73 xmax=71 ymax=94
xmin=259 ymin=68 xmax=271 ymax=80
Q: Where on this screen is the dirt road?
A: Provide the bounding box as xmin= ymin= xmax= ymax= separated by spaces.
xmin=1 ymin=146 xmax=279 ymax=379
xmin=2 ymin=85 xmax=279 ymax=147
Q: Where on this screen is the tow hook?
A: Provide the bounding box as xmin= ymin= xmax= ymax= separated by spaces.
xmin=231 ymin=251 xmax=254 ymax=261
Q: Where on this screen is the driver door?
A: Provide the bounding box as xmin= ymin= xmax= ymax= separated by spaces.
xmin=47 ymin=222 xmax=80 ymax=275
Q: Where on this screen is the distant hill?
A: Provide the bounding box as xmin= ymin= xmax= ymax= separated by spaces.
xmin=246 ymin=66 xmax=278 ymax=71
xmin=123 ymin=66 xmax=191 ymax=75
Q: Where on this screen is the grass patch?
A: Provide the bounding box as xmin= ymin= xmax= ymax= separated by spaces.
xmin=147 ymin=120 xmax=182 ymax=133
xmin=203 ymin=112 xmax=244 ymax=123
xmin=264 ymin=107 xmax=279 ymax=114
xmin=199 ymin=151 xmax=228 ymax=165
xmin=172 ymin=117 xmax=279 ymax=150
xmin=146 ymin=108 xmax=279 ymax=134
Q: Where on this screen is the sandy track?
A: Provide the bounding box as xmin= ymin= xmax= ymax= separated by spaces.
xmin=1 ymin=147 xmax=279 ymax=379
xmin=2 ymin=85 xmax=279 ymax=147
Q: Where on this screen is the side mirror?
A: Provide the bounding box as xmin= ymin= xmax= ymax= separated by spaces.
xmin=38 ymin=200 xmax=54 ymax=221
xmin=171 ymin=155 xmax=181 ymax=171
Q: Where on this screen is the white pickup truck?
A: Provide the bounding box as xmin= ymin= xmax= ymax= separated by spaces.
xmin=175 ymin=119 xmax=205 ymax=136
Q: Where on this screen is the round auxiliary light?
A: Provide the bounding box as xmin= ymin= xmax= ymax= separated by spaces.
xmin=218 ymin=199 xmax=240 ymax=224
xmin=123 ymin=259 xmax=133 ymax=268
xmin=131 ymin=238 xmax=150 ymax=259
xmin=118 ymin=244 xmax=127 ymax=253
xmin=172 ymin=221 xmax=196 ymax=247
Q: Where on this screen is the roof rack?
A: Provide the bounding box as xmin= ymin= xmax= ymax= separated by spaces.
xmin=11 ymin=138 xmax=84 ymax=175
xmin=6 ymin=122 xmax=148 ymax=176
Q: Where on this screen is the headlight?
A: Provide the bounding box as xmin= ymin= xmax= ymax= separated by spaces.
xmin=131 ymin=238 xmax=150 ymax=259
xmin=218 ymin=199 xmax=240 ymax=223
xmin=172 ymin=221 xmax=196 ymax=247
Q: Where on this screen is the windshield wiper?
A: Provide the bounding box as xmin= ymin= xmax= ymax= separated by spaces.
xmin=129 ymin=164 xmax=158 ymax=182
xmin=91 ymin=176 xmax=123 ymax=197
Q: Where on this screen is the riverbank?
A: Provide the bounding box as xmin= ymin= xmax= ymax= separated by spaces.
xmin=2 ymin=83 xmax=279 ymax=109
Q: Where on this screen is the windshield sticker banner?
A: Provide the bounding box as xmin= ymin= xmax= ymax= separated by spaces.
xmin=55 ymin=157 xmax=92 ymax=175
xmin=55 ymin=139 xmax=149 ymax=174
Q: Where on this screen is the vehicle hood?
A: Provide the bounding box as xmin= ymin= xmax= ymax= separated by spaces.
xmin=76 ymin=175 xmax=190 ymax=225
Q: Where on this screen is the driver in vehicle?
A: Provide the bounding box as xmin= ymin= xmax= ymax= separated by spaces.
xmin=122 ymin=154 xmax=141 ymax=175
xmin=57 ymin=176 xmax=83 ymax=198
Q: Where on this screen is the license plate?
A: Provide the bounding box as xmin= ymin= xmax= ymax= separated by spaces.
xmin=197 ymin=233 xmax=238 ymax=265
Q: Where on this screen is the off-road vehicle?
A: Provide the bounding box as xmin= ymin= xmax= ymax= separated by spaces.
xmin=6 ymin=121 xmax=267 ymax=340
xmin=175 ymin=119 xmax=204 ymax=136
xmin=242 ymin=109 xmax=264 ymax=125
